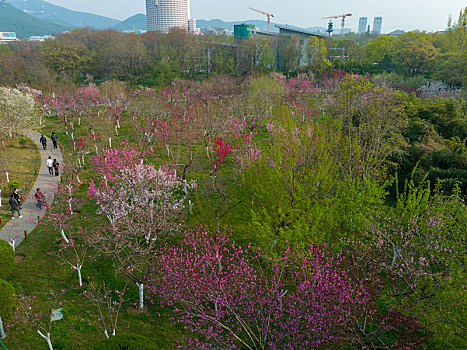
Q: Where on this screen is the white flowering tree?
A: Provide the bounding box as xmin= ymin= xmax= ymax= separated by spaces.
xmin=0 ymin=87 xmax=41 ymax=138
xmin=88 ymin=161 xmax=196 ymax=310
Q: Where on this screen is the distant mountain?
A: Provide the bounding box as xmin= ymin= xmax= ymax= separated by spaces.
xmin=113 ymin=14 xmax=146 ymax=31
xmin=6 ymin=0 xmax=119 ymax=29
xmin=0 ymin=2 xmax=69 ymax=38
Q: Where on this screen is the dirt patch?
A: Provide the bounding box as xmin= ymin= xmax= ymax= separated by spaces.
xmin=128 ymin=304 xmax=149 ymax=314
xmin=15 ymin=253 xmax=26 ymax=262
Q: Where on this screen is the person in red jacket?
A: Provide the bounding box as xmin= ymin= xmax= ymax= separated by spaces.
xmin=34 ymin=188 xmax=46 ymax=210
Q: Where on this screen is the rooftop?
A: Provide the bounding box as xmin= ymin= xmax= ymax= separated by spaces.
xmin=275 ymin=24 xmax=324 ymax=37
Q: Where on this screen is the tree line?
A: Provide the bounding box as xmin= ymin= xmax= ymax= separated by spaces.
xmin=0 ymin=7 xmax=465 ymax=89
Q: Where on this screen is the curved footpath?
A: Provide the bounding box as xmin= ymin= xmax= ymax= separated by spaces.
xmin=0 ymin=131 xmax=63 ymax=247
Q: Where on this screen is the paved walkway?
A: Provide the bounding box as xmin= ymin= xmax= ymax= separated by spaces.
xmin=0 ymin=131 xmax=63 ymax=248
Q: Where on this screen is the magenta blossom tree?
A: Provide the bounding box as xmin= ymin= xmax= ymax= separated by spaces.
xmin=146 ymin=228 xmax=368 ymax=349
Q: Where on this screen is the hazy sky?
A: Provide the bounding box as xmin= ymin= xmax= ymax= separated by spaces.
xmin=45 ymin=0 xmax=466 ymax=32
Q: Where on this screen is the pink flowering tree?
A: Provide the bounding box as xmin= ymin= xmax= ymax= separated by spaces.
xmin=81 ymin=282 xmax=126 ymax=338
xmin=146 ymin=228 xmax=368 ymax=349
xmin=88 ymin=161 xmax=195 ymax=310
xmin=50 ymin=228 xmax=89 ymax=287
xmin=47 ymin=181 xmax=80 ymax=244
xmin=9 ymin=291 xmax=65 ymax=350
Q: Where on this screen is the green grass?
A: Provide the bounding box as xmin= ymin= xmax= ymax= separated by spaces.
xmin=0 ymin=137 xmax=40 ymax=228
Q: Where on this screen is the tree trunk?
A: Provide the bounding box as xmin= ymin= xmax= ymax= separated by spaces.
xmin=0 ymin=315 xmax=5 ymax=338
xmin=5 ymin=171 xmax=9 ymax=183
xmin=104 ymin=329 xmax=109 ymax=338
xmin=136 ymin=282 xmax=144 ymax=310
xmin=109 ymin=137 xmax=112 ymax=148
xmin=77 ymin=265 xmax=82 ymax=287
xmin=60 ymin=227 xmax=70 ymax=244
xmin=37 ymin=330 xmax=53 ymax=350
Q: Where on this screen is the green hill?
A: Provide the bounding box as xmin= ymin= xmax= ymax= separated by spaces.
xmin=7 ymin=0 xmax=119 ymax=29
xmin=0 ymin=2 xmax=69 ymax=38
xmin=113 ymin=14 xmax=147 ymax=31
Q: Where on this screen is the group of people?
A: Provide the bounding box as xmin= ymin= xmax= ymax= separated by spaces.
xmin=8 ymin=188 xmax=46 ymax=219
xmin=6 ymin=132 xmax=60 ymax=220
xmin=46 ymin=156 xmax=60 ymax=176
xmin=39 ymin=132 xmax=58 ymax=150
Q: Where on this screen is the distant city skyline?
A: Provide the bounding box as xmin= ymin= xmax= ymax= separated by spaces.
xmin=44 ymin=0 xmax=466 ymax=32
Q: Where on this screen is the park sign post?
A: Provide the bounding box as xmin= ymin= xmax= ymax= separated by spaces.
xmin=51 ymin=308 xmax=63 ymax=321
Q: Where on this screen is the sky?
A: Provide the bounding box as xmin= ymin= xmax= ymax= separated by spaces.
xmin=45 ymin=0 xmax=466 ymax=33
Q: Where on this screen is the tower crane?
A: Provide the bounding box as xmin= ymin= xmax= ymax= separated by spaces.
xmin=321 ymin=13 xmax=352 ymax=36
xmin=249 ymin=7 xmax=274 ymax=33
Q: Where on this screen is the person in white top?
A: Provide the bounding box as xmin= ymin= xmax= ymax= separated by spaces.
xmin=46 ymin=156 xmax=54 ymax=176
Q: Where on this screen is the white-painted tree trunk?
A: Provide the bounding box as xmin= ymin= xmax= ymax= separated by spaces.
xmin=104 ymin=329 xmax=109 ymax=338
xmin=76 ymin=174 xmax=81 ymax=183
xmin=37 ymin=330 xmax=53 ymax=350
xmin=95 ymin=144 xmax=98 ymax=155
xmin=109 ymin=137 xmax=112 ymax=148
xmin=0 ymin=188 xmax=2 ymax=207
xmin=60 ymin=227 xmax=70 ymax=244
xmin=68 ymin=200 xmax=73 ymax=215
xmin=76 ymin=264 xmax=82 ymax=286
xmin=8 ymin=238 xmax=15 ymax=251
xmin=115 ymin=125 xmax=119 ymax=136
xmin=5 ymin=171 xmax=9 ymax=183
xmin=136 ymin=282 xmax=144 ymax=310
xmin=0 ymin=315 xmax=5 ymax=338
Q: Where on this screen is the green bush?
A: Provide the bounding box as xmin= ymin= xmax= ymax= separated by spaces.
xmin=0 ymin=240 xmax=14 ymax=280
xmin=0 ymin=278 xmax=15 ymax=319
xmin=4 ymin=180 xmax=20 ymax=192
xmin=92 ymin=334 xmax=159 ymax=350
xmin=18 ymin=136 xmax=28 ymax=147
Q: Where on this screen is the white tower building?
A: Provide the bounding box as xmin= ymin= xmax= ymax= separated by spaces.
xmin=146 ymin=0 xmax=190 ymax=33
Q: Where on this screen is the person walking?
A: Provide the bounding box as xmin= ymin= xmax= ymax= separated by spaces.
xmin=47 ymin=156 xmax=54 ymax=176
xmin=51 ymin=132 xmax=58 ymax=149
xmin=40 ymin=134 xmax=47 ymax=150
xmin=9 ymin=195 xmax=22 ymax=219
xmin=11 ymin=188 xmax=21 ymax=208
xmin=53 ymin=159 xmax=60 ymax=176
xmin=34 ymin=188 xmax=46 ymax=210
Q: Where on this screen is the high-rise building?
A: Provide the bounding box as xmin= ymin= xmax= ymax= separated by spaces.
xmin=358 ymin=17 xmax=368 ymax=34
xmin=146 ymin=0 xmax=190 ymax=33
xmin=373 ymin=17 xmax=383 ymax=35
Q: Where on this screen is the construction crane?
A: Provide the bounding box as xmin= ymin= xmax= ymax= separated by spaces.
xmin=322 ymin=13 xmax=352 ymax=36
xmin=249 ymin=7 xmax=274 ymax=33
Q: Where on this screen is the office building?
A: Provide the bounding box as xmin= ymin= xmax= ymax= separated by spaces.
xmin=234 ymin=24 xmax=256 ymax=40
xmin=358 ymin=17 xmax=368 ymax=34
xmin=373 ymin=17 xmax=383 ymax=35
xmin=146 ymin=0 xmax=190 ymax=33
xmin=0 ymin=32 xmax=18 ymax=43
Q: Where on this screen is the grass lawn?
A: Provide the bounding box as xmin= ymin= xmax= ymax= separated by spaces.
xmin=0 ymin=136 xmax=40 ymax=228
